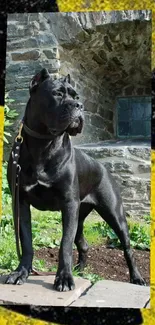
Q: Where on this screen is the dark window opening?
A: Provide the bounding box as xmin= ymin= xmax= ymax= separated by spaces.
xmin=116 ymin=96 xmax=151 ymax=138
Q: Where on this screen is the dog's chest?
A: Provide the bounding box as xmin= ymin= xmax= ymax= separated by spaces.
xmin=20 ymin=165 xmax=61 ymax=211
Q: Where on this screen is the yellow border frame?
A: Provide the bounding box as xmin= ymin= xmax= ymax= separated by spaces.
xmin=0 ymin=1 xmax=154 ymax=323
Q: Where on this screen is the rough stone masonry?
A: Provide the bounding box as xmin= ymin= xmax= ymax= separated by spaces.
xmin=5 ymin=11 xmax=151 ymax=218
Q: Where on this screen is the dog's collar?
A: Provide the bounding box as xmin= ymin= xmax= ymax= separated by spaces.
xmin=23 ymin=123 xmax=55 ymax=140
xmin=15 ymin=119 xmax=56 ymax=142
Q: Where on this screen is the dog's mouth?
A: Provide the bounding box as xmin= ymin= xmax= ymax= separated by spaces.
xmin=66 ymin=116 xmax=84 ymax=136
xmin=48 ymin=112 xmax=84 ymax=138
xmin=69 ymin=118 xmax=80 ymax=129
xmin=48 ymin=117 xmax=82 ymax=137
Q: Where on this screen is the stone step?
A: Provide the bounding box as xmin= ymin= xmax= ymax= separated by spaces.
xmin=71 ymin=280 xmax=150 ymax=308
xmin=0 ymin=275 xmax=91 ymax=306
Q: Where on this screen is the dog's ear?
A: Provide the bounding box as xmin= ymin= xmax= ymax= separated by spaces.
xmin=29 ymin=68 xmax=50 ymax=93
xmin=64 ymin=74 xmax=71 ymax=84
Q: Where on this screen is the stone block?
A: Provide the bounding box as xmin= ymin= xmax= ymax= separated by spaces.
xmin=97 ymin=105 xmax=113 ymax=121
xmin=124 ymin=85 xmax=135 ymax=96
xmin=109 ymin=148 xmax=126 ymax=157
xmin=91 ymin=114 xmax=113 ymax=133
xmin=8 ymin=89 xmax=28 ymax=103
xmin=83 ymin=87 xmax=94 ymax=98
xmin=43 ymin=60 xmax=60 ymax=73
xmin=7 ymin=38 xmax=39 ymax=51
xmin=6 ymin=62 xmax=43 ymax=77
xmin=80 ymin=147 xmax=111 ymax=159
xmin=7 ymin=34 xmax=58 ymax=52
xmin=39 ymin=21 xmax=51 ymax=31
xmin=90 ymin=114 xmax=105 ymax=129
xmin=35 ymin=34 xmax=58 ymax=47
xmin=7 ymin=60 xmax=59 ymax=77
xmin=138 ymin=163 xmax=151 ymax=174
xmin=7 ymin=24 xmax=18 ymax=37
xmin=84 ymin=100 xmax=97 ymax=113
xmin=112 ymin=161 xmax=133 ymax=174
xmin=28 ymin=13 xmax=40 ymax=21
xmin=43 ymin=49 xmax=59 ymax=59
xmin=136 ymin=88 xmax=145 ymax=96
xmin=122 ymin=188 xmax=140 ymax=200
xmin=8 ymin=13 xmax=29 ymax=24
xmin=12 ymin=50 xmax=40 ymax=61
xmin=128 ymin=148 xmax=150 ymax=160
xmin=5 ymin=74 xmax=33 ymax=88
xmin=7 ymin=25 xmax=35 ymax=39
xmin=31 ymin=21 xmax=40 ymax=31
xmin=92 ymin=53 xmax=105 ymax=65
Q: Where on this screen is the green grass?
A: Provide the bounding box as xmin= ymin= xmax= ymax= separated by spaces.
xmin=31 ymin=208 xmax=62 ymax=249
xmin=0 ymin=220 xmax=18 ymax=272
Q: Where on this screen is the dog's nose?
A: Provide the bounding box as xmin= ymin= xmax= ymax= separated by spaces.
xmin=75 ymin=102 xmax=83 ymax=110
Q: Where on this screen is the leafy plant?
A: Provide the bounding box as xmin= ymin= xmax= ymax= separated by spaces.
xmin=73 ymin=266 xmax=104 ymax=284
xmin=31 ymin=211 xmax=62 ymax=250
xmin=82 ymin=272 xmax=103 ymax=284
xmin=89 ymin=221 xmax=150 ymax=250
xmin=129 ymin=223 xmax=150 ymax=250
xmin=4 ymin=93 xmax=18 ymax=144
xmin=33 ymin=258 xmax=47 ymax=271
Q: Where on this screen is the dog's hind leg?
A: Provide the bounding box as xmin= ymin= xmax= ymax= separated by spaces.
xmin=95 ymin=180 xmax=146 ymax=285
xmin=74 ymin=203 xmax=93 ymax=271
xmin=5 ymin=201 xmax=33 ymax=285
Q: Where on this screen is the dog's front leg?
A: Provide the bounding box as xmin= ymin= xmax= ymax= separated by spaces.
xmin=5 ymin=201 xmax=33 ymax=285
xmin=54 ymin=199 xmax=79 ymax=292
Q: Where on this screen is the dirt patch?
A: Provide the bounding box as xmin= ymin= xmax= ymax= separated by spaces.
xmin=34 ymin=245 xmax=150 ymax=285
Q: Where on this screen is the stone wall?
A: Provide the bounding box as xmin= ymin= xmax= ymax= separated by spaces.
xmin=5 ymin=10 xmax=151 ymax=148
xmin=77 ymin=141 xmax=150 ymax=218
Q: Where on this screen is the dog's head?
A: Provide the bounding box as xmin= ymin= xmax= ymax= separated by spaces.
xmin=29 ymin=68 xmax=84 ymax=136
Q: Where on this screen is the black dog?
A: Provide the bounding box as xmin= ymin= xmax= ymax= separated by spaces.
xmin=6 ymin=68 xmax=145 ymax=291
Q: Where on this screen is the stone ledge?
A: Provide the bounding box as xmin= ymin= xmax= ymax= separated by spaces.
xmin=75 ymin=139 xmax=150 ymax=149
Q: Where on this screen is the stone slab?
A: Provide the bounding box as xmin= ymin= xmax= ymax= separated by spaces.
xmin=71 ymin=280 xmax=150 ymax=308
xmin=0 ymin=275 xmax=91 ymax=306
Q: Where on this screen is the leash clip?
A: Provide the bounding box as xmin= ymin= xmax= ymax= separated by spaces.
xmin=15 ymin=122 xmax=24 ymax=143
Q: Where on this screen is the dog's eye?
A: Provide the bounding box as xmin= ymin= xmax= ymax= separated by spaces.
xmin=75 ymin=95 xmax=79 ymax=100
xmin=52 ymin=90 xmax=63 ymax=97
xmin=57 ymin=92 xmax=63 ymax=97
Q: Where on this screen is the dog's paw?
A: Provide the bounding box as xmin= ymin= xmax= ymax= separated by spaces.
xmin=130 ymin=273 xmax=146 ymax=286
xmin=53 ymin=272 xmax=75 ymax=291
xmin=5 ymin=266 xmax=29 ymax=285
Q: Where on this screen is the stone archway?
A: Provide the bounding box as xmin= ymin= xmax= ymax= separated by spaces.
xmin=47 ymin=11 xmax=152 ymax=144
